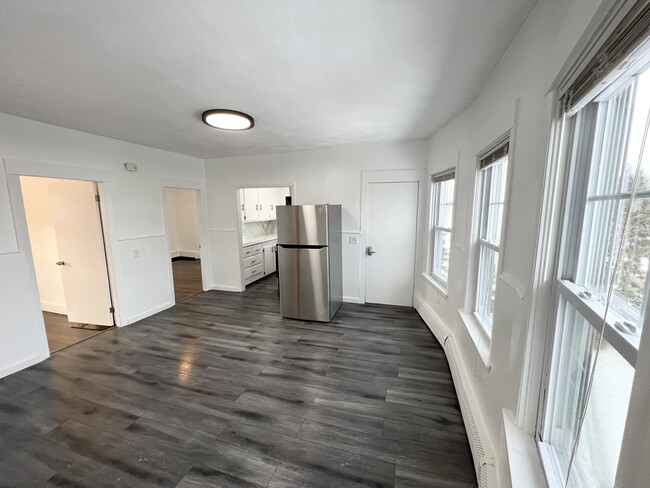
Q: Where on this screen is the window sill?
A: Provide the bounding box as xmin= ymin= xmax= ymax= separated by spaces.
xmin=421 ymin=273 xmax=448 ymax=299
xmin=458 ymin=309 xmax=491 ymax=370
xmin=503 ymin=411 xmax=547 ymax=488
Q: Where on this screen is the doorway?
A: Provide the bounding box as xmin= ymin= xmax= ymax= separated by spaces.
xmin=364 ymin=177 xmax=420 ymax=306
xmin=164 ymin=187 xmax=203 ymax=302
xmin=236 ymin=186 xmax=291 ymax=289
xmin=20 ymin=176 xmax=115 ymax=352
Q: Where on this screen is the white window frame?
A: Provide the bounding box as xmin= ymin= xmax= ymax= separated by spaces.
xmin=427 ymin=169 xmax=455 ymax=291
xmin=536 ymin=55 xmax=650 ymax=487
xmin=469 ymin=135 xmax=511 ymax=338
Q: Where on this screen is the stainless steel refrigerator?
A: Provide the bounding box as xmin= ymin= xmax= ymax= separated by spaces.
xmin=276 ymin=204 xmax=342 ymax=322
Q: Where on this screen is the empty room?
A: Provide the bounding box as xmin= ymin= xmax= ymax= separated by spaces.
xmin=0 ymin=1 xmax=649 ymax=487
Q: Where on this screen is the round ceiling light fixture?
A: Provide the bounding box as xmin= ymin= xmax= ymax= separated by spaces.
xmin=202 ymin=109 xmax=254 ymax=131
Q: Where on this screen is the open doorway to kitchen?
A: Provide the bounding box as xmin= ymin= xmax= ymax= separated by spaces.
xmin=19 ymin=176 xmax=116 ymax=353
xmin=236 ymin=186 xmax=291 ymax=289
xmin=164 ymin=187 xmax=204 ymax=302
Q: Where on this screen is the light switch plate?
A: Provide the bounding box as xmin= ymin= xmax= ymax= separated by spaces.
xmin=133 ymin=248 xmax=140 ymax=258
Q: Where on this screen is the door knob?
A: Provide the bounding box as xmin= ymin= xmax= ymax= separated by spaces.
xmin=366 ymin=246 xmax=375 ymax=256
xmin=56 ymin=261 xmax=65 ymax=266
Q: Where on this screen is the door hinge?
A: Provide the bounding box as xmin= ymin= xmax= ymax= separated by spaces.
xmin=95 ymin=194 xmax=101 ymax=202
xmin=109 ymin=306 xmax=115 ymax=313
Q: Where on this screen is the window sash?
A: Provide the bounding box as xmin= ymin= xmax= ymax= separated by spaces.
xmin=429 ymin=173 xmax=455 ymax=286
xmin=472 ymin=152 xmax=508 ymax=335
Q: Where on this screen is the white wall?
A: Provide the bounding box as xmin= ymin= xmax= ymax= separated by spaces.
xmin=20 ymin=176 xmax=67 ymax=314
xmin=0 ymin=112 xmax=207 ymax=378
xmin=165 ymin=187 xmax=200 ymax=258
xmin=413 ymin=0 xmax=611 ymax=483
xmin=204 ymin=140 xmax=427 ymax=298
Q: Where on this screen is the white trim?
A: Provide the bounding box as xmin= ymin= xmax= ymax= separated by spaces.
xmin=342 ymin=296 xmax=362 ymax=304
xmin=160 ymin=183 xmax=211 ymax=303
xmin=5 ymin=162 xmax=125 ymax=330
xmin=421 ymin=272 xmax=448 ymax=299
xmin=159 ymin=176 xmax=203 ymax=190
xmin=116 ymin=233 xmax=166 ymax=242
xmin=459 ymin=309 xmax=492 ymax=370
xmin=126 ymin=301 xmax=174 ymax=325
xmin=4 ymin=158 xmax=111 ymax=181
xmin=0 ymin=353 xmax=48 ymax=380
xmin=517 ymin=92 xmax=565 ymax=433
xmin=41 ymin=301 xmax=67 ymax=315
xmin=209 ymin=285 xmax=241 ymax=293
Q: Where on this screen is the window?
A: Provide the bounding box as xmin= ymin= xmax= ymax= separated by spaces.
xmin=429 ymin=170 xmax=455 ymax=288
xmin=539 ymin=54 xmax=650 ymax=488
xmin=473 ymin=142 xmax=509 ymax=335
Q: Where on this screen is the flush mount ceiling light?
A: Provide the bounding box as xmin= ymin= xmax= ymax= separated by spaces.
xmin=202 ymin=109 xmax=254 ymax=131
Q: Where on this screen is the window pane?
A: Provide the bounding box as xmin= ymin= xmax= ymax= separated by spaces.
xmin=544 ymin=300 xmax=599 ymax=483
xmin=432 ymin=229 xmax=451 ymax=283
xmin=480 ymin=158 xmax=508 ymax=245
xmin=577 ymin=198 xmax=626 ymax=296
xmin=475 ymin=245 xmax=498 ymax=331
xmin=610 ymin=197 xmax=650 ymax=323
xmin=567 ymin=338 xmax=634 ymax=488
xmin=435 ymin=178 xmax=455 ymax=228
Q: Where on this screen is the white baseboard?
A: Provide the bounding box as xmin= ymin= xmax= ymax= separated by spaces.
xmin=210 ymin=285 xmax=241 ymax=293
xmin=342 ymin=296 xmax=362 ymax=304
xmin=0 ymin=352 xmax=48 ymax=379
xmin=126 ymin=301 xmax=174 ymax=325
xmin=41 ymin=300 xmax=66 ymax=315
xmin=414 ymin=294 xmax=498 ymax=488
xmin=171 ymin=250 xmax=181 ymax=258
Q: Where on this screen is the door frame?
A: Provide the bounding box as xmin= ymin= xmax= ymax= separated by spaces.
xmin=4 ymin=158 xmax=123 ymax=333
xmin=159 ymin=177 xmax=211 ymax=304
xmin=233 ymin=182 xmax=295 ymax=291
xmin=360 ymin=169 xmax=425 ymax=305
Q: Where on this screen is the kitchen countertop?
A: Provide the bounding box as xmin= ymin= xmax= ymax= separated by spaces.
xmin=242 ymin=235 xmax=278 ymax=246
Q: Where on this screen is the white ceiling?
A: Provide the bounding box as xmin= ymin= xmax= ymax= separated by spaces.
xmin=0 ymin=1 xmax=537 ymax=159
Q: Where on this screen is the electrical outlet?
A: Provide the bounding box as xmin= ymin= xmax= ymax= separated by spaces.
xmin=349 ymin=236 xmax=358 ymax=245
xmin=133 ymin=248 xmax=140 ymax=258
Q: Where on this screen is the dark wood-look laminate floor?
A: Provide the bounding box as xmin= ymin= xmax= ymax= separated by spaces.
xmin=0 ymin=275 xmax=477 ymax=488
xmin=43 ymin=311 xmax=108 ymax=353
xmin=172 ymin=259 xmax=203 ymax=302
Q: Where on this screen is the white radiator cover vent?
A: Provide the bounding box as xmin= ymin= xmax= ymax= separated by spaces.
xmin=443 ymin=336 xmax=494 ymax=488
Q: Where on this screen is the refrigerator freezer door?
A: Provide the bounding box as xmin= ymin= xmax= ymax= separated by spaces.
xmin=278 ymin=246 xmax=331 ymax=322
xmin=277 ymin=205 xmax=329 ymax=246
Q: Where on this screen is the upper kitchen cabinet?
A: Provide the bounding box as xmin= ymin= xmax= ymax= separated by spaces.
xmin=240 ymin=187 xmax=291 ymax=222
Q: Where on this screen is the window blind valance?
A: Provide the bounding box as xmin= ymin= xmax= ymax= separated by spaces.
xmin=478 ymin=142 xmax=509 ymax=170
xmin=562 ymin=1 xmax=650 ymax=113
xmin=432 ymin=170 xmax=455 ymax=183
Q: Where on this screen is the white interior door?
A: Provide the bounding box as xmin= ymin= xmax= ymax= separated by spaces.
xmin=365 ymin=181 xmax=419 ymax=306
xmin=49 ymin=180 xmax=114 ymax=326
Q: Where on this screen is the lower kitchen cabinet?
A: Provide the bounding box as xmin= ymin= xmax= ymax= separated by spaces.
xmin=243 ymin=239 xmax=277 ymax=286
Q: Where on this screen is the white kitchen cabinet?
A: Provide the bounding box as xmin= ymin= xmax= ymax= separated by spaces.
xmin=240 ymin=187 xmax=291 ymax=223
xmin=243 ymin=188 xmax=259 ymax=222
xmin=243 ymin=239 xmax=277 ymax=286
xmin=263 ymin=242 xmax=276 ymax=274
xmin=257 ymin=188 xmax=273 ymax=220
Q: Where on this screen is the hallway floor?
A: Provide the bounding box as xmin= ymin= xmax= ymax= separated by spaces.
xmin=172 ymin=258 xmax=203 ymax=302
xmin=0 ymin=275 xmax=477 ymax=487
xmin=43 ymin=312 xmax=109 ymax=353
